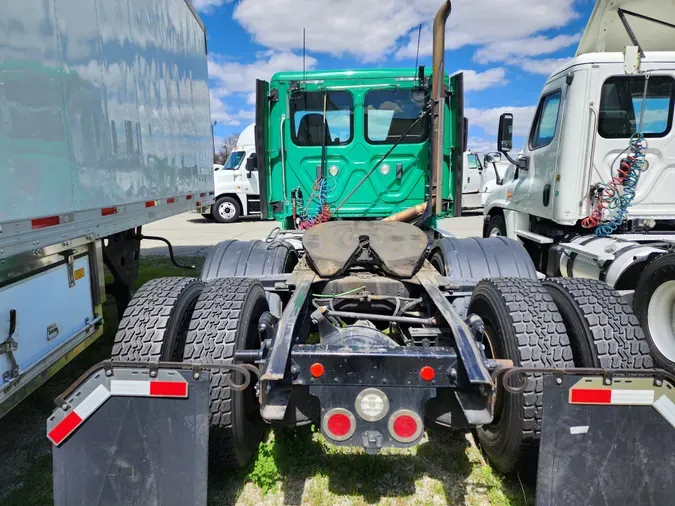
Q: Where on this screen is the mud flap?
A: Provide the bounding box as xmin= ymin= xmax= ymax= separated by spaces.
xmin=49 ymin=367 xmax=209 ymax=506
xmin=536 ymin=374 xmax=675 ymax=506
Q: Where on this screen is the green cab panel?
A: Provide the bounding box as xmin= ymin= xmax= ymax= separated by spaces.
xmin=257 ymin=69 xmax=462 ymax=228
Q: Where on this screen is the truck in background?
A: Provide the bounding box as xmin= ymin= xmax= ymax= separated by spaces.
xmin=202 ymin=124 xmax=261 ymax=223
xmin=461 ymin=151 xmax=510 ymax=211
xmin=0 ymin=0 xmax=214 ymax=417
xmin=483 ymin=0 xmax=675 ymax=373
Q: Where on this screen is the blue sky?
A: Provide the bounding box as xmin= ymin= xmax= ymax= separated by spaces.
xmin=195 ymin=0 xmax=595 ymax=153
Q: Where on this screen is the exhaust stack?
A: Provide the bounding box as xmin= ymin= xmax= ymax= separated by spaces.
xmin=431 ymin=1 xmax=452 ymax=216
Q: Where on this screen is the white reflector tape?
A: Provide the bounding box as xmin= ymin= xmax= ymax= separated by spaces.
xmin=110 ymin=380 xmax=150 ymax=397
xmin=654 ymin=395 xmax=675 ymax=429
xmin=610 ymin=389 xmax=655 ymax=405
xmin=570 ymin=425 xmax=590 ymax=435
xmin=74 ymin=384 xmax=111 ymax=419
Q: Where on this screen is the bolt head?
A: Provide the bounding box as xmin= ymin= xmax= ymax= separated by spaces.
xmin=656 ymin=380 xmax=663 ymax=386
xmin=149 ymin=371 xmax=157 ymax=378
xmin=556 ymin=377 xmax=563 ymax=385
xmin=61 ymin=404 xmax=69 ymax=410
xmin=604 ymin=378 xmax=611 ymax=385
xmin=194 ymin=372 xmax=200 ymax=379
xmin=105 ymin=370 xmax=112 ymax=377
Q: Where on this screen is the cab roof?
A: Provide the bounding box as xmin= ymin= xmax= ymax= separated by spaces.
xmin=271 ymin=68 xmax=427 ymax=83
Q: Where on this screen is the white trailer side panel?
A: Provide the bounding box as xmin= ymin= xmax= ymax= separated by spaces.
xmin=0 ymin=0 xmax=214 ymax=258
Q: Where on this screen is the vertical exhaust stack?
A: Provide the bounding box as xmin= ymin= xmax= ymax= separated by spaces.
xmin=431 ymin=1 xmax=451 ymax=216
xmin=383 ymin=1 xmax=452 ymax=223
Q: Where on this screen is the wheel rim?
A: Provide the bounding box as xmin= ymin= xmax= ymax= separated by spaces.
xmin=489 ymin=226 xmax=501 ymax=237
xmin=647 ymin=280 xmax=675 ymax=362
xmin=219 ymin=202 xmax=236 ymax=220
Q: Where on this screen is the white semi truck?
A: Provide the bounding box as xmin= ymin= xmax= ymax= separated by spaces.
xmin=0 ymin=0 xmax=214 ymax=416
xmin=203 ymin=124 xmax=261 ymax=223
xmin=461 ymin=151 xmax=509 ymax=211
xmin=483 ymin=0 xmax=675 ymax=372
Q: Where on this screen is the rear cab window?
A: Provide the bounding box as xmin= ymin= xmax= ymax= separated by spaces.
xmin=290 ymin=91 xmax=354 ymax=146
xmin=598 ymin=75 xmax=675 ymax=138
xmin=364 ymin=88 xmax=427 ymax=144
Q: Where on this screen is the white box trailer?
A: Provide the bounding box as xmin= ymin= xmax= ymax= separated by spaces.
xmin=0 ymin=0 xmax=214 ymax=416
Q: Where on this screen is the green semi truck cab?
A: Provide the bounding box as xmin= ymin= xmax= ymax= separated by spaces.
xmin=254 ymin=69 xmax=465 ymax=229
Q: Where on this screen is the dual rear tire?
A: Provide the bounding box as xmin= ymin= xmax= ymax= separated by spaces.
xmin=112 ymin=276 xmax=269 ymax=470
xmin=468 ymin=277 xmax=652 ymax=475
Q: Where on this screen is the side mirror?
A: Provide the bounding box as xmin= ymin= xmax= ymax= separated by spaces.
xmin=245 ymin=154 xmax=257 ymax=174
xmin=497 ymin=113 xmax=513 ymax=153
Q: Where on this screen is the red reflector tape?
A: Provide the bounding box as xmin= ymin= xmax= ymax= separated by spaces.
xmin=101 ymin=207 xmax=117 ymax=216
xmin=150 ymin=381 xmax=188 ymax=397
xmin=200 ymin=192 xmax=206 ymax=197
xmin=145 ymin=200 xmax=157 ymax=208
xmin=32 ymin=216 xmax=60 ymax=229
xmin=186 ymin=195 xmax=193 ymax=200
xmin=570 ymin=389 xmax=612 ymax=404
xmin=167 ymin=197 xmax=175 ymax=204
xmin=48 ymin=411 xmax=83 ymax=445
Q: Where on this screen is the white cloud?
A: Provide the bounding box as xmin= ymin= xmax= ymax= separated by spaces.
xmin=468 ymin=138 xmax=498 ymax=154
xmin=232 ymin=0 xmax=578 ymax=62
xmin=191 ymin=0 xmax=230 ymax=13
xmin=210 ymin=90 xmax=240 ymax=126
xmin=466 ymin=105 xmax=537 ymax=137
xmin=395 ymin=0 xmax=579 ymax=59
xmin=208 ymin=51 xmax=318 ymax=97
xmin=473 ymin=33 xmax=581 ymax=64
xmin=519 ymin=57 xmax=569 ymax=75
xmin=458 ymin=68 xmax=507 ymax=92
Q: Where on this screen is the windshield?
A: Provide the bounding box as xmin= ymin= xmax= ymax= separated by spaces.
xmin=364 ymin=88 xmax=427 ymax=144
xmin=224 ymin=151 xmax=245 ymax=170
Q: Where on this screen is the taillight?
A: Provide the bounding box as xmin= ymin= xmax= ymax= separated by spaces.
xmin=388 ymin=410 xmax=423 ymax=443
xmin=322 ymin=408 xmax=356 ymax=441
xmin=420 ymin=366 xmax=435 ymax=381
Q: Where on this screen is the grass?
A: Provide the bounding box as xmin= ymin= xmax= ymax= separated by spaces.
xmin=0 ymin=255 xmax=533 ymax=506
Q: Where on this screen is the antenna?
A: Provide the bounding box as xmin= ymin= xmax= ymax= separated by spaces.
xmin=414 ymin=24 xmax=422 ymax=83
xmin=303 ymin=28 xmax=306 ymax=87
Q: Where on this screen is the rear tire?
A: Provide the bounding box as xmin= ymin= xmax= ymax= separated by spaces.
xmin=542 ymin=278 xmax=653 ymax=369
xmin=634 ymin=253 xmax=675 ymax=373
xmin=201 ymin=239 xmax=298 ymax=281
xmin=212 ymin=196 xmax=240 ymax=223
xmin=183 ymin=277 xmax=268 ymax=468
xmin=468 ymin=278 xmax=573 ymax=475
xmin=111 ymin=277 xmax=204 ymax=361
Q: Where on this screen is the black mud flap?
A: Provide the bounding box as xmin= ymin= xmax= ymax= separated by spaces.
xmin=49 ymin=366 xmax=209 ymax=506
xmin=536 ymin=374 xmax=675 ymax=506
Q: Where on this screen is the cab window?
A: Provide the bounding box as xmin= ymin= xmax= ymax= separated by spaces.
xmin=529 ymin=90 xmax=562 ymax=150
xmin=223 ymin=151 xmax=245 ymax=170
xmin=598 ymin=75 xmax=675 ymax=138
xmin=364 ymin=88 xmax=427 ymax=144
xmin=290 ymin=91 xmax=353 ymax=146
xmin=466 ymin=153 xmax=481 ymax=170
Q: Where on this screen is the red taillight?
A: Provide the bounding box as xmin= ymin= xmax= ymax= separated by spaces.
xmin=327 ymin=414 xmax=351 ymax=436
xmin=322 ymin=408 xmax=356 ymax=441
xmin=167 ymin=197 xmax=175 ymax=204
xmin=101 ymin=207 xmax=117 ymax=216
xmin=145 ymin=200 xmax=157 ymax=208
xmin=186 ymin=195 xmax=193 ymax=200
xmin=420 ymin=366 xmax=435 ymax=381
xmin=388 ymin=410 xmax=423 ymax=443
xmin=310 ymin=363 xmax=324 ymax=378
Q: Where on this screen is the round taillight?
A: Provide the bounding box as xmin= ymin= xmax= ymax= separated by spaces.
xmin=355 ymin=388 xmax=389 ymax=422
xmin=420 ymin=366 xmax=435 ymax=381
xmin=322 ymin=408 xmax=356 ymax=441
xmin=310 ymin=363 xmax=325 ymax=378
xmin=388 ymin=409 xmax=423 ymax=443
